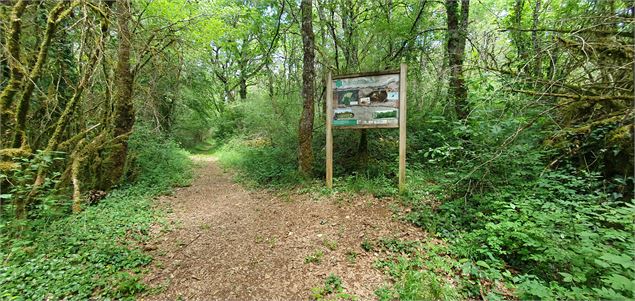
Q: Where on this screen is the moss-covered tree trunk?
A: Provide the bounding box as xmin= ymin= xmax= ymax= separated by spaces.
xmin=298 ymin=0 xmax=315 ymax=176
xmin=105 ymin=0 xmax=135 ymax=189
xmin=0 ymin=0 xmax=27 ymax=145
xmin=12 ymin=1 xmax=73 ymax=148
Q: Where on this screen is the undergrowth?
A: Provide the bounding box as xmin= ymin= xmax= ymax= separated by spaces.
xmin=310 ymin=273 xmax=356 ymax=300
xmin=0 ymin=126 xmax=192 ymax=299
xmin=215 ymin=137 xmax=302 ymax=188
xmin=208 ymin=91 xmax=635 ymax=300
xmin=373 ymin=238 xmax=462 ymax=300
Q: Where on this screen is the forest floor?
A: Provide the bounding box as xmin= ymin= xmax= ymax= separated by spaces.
xmin=140 ymin=155 xmax=428 ymax=300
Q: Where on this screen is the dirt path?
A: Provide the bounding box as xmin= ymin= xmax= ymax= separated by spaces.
xmin=142 ymin=156 xmax=427 ymax=300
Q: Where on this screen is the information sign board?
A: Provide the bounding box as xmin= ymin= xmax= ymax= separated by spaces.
xmin=325 ymin=64 xmax=407 ymax=192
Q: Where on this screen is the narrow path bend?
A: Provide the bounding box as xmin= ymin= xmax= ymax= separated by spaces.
xmin=142 ymin=156 xmax=426 ymax=300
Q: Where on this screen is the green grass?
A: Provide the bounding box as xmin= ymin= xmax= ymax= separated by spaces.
xmin=322 ymin=238 xmax=338 ymax=251
xmin=360 ymin=239 xmax=374 ymax=252
xmin=345 ymin=250 xmax=358 ymax=264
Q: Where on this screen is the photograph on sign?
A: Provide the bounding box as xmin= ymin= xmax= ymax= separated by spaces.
xmin=332 ymin=73 xmax=399 ymax=127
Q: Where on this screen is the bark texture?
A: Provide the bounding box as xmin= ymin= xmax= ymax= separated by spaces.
xmin=0 ymin=0 xmax=27 ymax=143
xmin=13 ymin=1 xmax=73 ymax=147
xmin=298 ymin=0 xmax=315 ymax=176
xmin=446 ymin=0 xmax=470 ymax=120
xmin=105 ymin=0 xmax=135 ymax=189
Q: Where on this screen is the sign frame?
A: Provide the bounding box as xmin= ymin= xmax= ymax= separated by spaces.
xmin=326 ymin=63 xmax=407 ymax=192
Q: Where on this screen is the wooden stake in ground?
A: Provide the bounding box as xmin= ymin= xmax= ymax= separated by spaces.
xmin=326 ymin=72 xmax=333 ymax=189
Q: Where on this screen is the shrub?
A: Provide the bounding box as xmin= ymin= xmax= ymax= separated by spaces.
xmin=464 ymin=170 xmax=635 ymax=300
xmin=127 ymin=124 xmax=192 ymax=190
xmin=216 ymin=138 xmax=302 ymax=187
xmin=410 ymin=167 xmax=635 ymax=300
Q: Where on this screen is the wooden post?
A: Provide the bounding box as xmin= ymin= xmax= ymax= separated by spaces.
xmin=398 ymin=64 xmax=407 ymax=193
xmin=326 ymin=72 xmax=333 ymax=189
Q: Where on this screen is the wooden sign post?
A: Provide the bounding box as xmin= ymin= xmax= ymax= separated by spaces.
xmin=325 ymin=63 xmax=407 ymax=192
xmin=398 ymin=63 xmax=407 ymax=192
xmin=326 ymin=72 xmax=334 ymax=189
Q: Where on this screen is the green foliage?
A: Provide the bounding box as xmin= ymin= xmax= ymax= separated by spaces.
xmin=210 ymin=105 xmax=244 ymax=143
xmin=322 ymin=274 xmax=343 ymax=295
xmin=408 ymin=157 xmax=635 ymax=299
xmin=402 ymin=93 xmax=635 ymax=300
xmin=345 ymin=250 xmax=358 ymax=264
xmin=127 ymin=124 xmax=193 ymax=190
xmin=209 ymin=92 xmax=305 ymax=187
xmin=374 ymin=239 xmax=461 ymax=301
xmin=311 ymin=273 xmax=356 ymax=300
xmin=461 ymin=170 xmax=635 ymax=300
xmin=0 ymin=184 xmax=156 ymax=299
xmin=0 ymin=150 xmax=66 ymax=222
xmin=360 ymin=239 xmax=374 ymax=252
xmin=338 ymin=174 xmax=398 ymax=198
xmin=0 ymin=128 xmax=192 ymax=299
xmin=216 ymin=138 xmax=301 ymax=187
xmin=173 ymin=106 xmax=213 ymax=149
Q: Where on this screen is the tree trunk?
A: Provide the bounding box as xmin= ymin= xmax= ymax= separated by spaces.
xmin=341 ymin=0 xmax=358 ymax=72
xmin=0 ymin=0 xmax=27 ymax=144
xmin=13 ymin=1 xmax=72 ymax=148
xmin=446 ymin=0 xmax=470 ymax=120
xmin=531 ymin=0 xmax=542 ymax=77
xmin=28 ymin=13 xmax=104 ymax=199
xmin=106 ymin=0 xmax=135 ymax=189
xmin=511 ymin=0 xmax=529 ymax=66
xmin=239 ymin=76 xmax=247 ymax=100
xmin=298 ymin=0 xmax=315 ymax=176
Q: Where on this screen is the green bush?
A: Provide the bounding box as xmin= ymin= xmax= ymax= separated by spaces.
xmin=172 ymin=107 xmax=212 ymax=149
xmin=210 ymin=106 xmax=245 ymax=142
xmin=409 ymin=166 xmax=635 ymax=300
xmin=0 ymin=150 xmax=67 ymax=223
xmin=464 ymin=170 xmax=634 ymax=300
xmin=216 ymin=138 xmax=301 ymax=187
xmin=404 ymin=105 xmax=635 ymax=299
xmin=127 ymin=124 xmax=193 ymax=190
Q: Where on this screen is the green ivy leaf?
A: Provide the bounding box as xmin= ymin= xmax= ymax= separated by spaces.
xmin=476 ymin=260 xmax=490 ymax=269
xmin=594 ymin=259 xmax=611 ymax=268
xmin=559 ymin=272 xmax=573 ymax=282
xmin=602 ymin=274 xmax=634 ymax=291
xmin=599 ymin=254 xmax=633 ymax=269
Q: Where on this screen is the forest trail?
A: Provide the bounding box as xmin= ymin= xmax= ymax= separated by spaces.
xmin=141 ymin=155 xmax=427 ymax=300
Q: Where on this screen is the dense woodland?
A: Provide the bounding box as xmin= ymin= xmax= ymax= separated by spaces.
xmin=0 ymin=0 xmax=634 ymax=299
